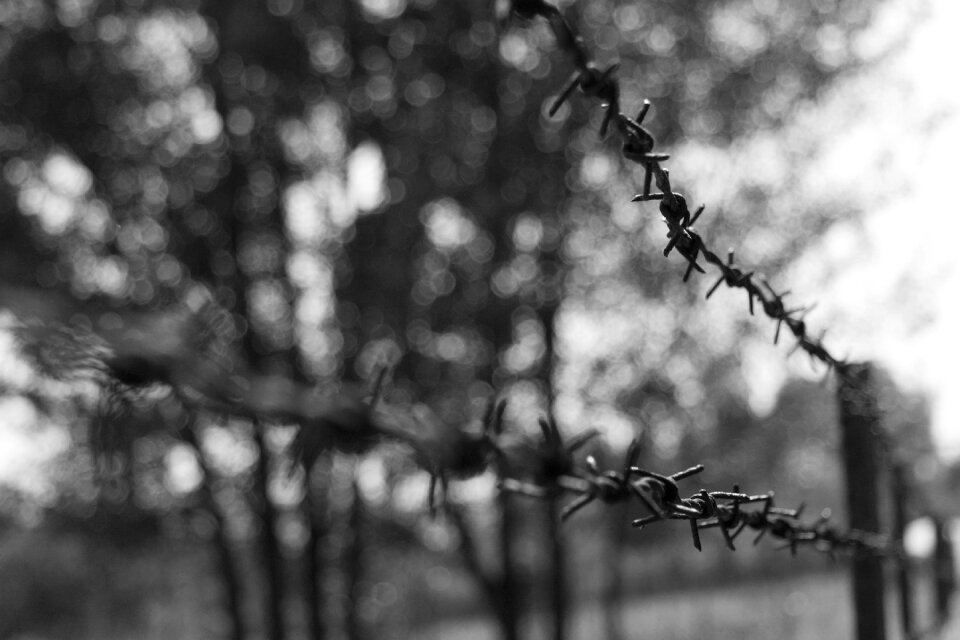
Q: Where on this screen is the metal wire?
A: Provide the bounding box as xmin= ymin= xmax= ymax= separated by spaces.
xmin=496 ymin=429 xmax=898 ymax=558
xmin=503 ymin=0 xmax=848 ymax=378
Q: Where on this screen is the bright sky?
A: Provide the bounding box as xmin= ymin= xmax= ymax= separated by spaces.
xmin=782 ymin=0 xmax=960 ymax=457
xmin=559 ymin=0 xmax=960 ymax=461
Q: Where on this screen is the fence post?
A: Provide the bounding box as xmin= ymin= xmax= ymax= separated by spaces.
xmin=837 ymin=362 xmax=886 ymax=640
xmin=933 ymin=515 xmax=956 ymax=626
xmin=891 ymin=463 xmax=912 ymax=637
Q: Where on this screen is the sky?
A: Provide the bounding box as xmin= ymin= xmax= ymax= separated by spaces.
xmin=778 ymin=0 xmax=960 ymax=457
xmin=558 ymin=0 xmax=960 ymax=461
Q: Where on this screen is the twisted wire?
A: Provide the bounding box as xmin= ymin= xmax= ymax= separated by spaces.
xmin=497 ymin=431 xmax=898 ymax=558
xmin=504 ymin=1 xmax=848 ymax=377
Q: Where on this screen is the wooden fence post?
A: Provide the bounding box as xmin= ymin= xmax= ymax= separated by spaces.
xmin=933 ymin=515 xmax=956 ymax=626
xmin=837 ymin=362 xmax=886 ymax=640
xmin=891 ymin=463 xmax=912 ymax=638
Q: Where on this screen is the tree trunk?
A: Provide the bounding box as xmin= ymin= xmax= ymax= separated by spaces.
xmin=252 ymin=420 xmax=287 ymax=640
xmin=302 ymin=472 xmax=327 ymax=640
xmin=181 ymin=417 xmax=247 ymax=640
xmin=345 ymin=476 xmax=367 ymax=640
xmin=497 ymin=491 xmax=522 ymax=640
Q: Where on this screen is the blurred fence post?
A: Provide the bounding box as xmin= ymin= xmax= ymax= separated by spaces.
xmin=891 ymin=463 xmax=912 ymax=638
xmin=933 ymin=515 xmax=956 ymax=626
xmin=837 ymin=362 xmax=886 ymax=640
xmin=302 ymin=473 xmax=327 ymax=640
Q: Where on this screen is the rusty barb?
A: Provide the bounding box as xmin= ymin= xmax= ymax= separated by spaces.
xmin=503 ymin=0 xmax=848 ymax=378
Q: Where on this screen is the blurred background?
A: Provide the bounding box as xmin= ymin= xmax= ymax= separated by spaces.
xmin=1 ymin=0 xmax=959 ymax=638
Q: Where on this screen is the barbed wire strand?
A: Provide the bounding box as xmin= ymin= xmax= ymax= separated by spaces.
xmin=506 ymin=0 xmax=849 ymax=380
xmin=497 ymin=431 xmax=898 ymax=558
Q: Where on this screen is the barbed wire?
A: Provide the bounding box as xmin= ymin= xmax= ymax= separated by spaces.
xmin=78 ymin=344 xmax=899 ymax=559
xmin=504 ymin=0 xmax=850 ymax=379
xmin=25 ymin=313 xmax=891 ymax=562
xmin=490 ymin=416 xmax=898 ymax=558
xmin=358 ymin=391 xmax=900 ymax=559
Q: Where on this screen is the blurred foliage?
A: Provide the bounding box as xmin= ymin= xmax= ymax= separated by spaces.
xmin=0 ymin=0 xmax=941 ymax=638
